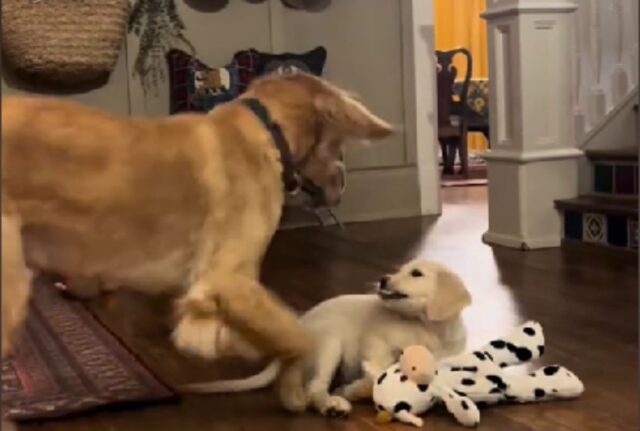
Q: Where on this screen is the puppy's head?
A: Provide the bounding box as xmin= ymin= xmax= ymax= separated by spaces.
xmin=242 ymin=73 xmax=393 ymax=207
xmin=377 ymin=259 xmax=471 ymax=321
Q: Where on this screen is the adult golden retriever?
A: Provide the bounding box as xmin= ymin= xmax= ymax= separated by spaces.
xmin=1 ymin=73 xmax=393 ymax=411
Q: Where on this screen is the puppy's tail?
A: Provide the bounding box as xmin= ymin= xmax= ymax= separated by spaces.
xmin=184 ymin=360 xmax=281 ymax=393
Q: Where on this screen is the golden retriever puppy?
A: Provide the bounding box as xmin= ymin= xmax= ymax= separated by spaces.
xmin=1 ymin=73 xmax=393 ymax=411
xmin=184 ymin=259 xmax=471 ymax=417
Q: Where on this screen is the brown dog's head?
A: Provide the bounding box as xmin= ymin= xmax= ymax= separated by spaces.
xmin=242 ymin=73 xmax=393 ymax=207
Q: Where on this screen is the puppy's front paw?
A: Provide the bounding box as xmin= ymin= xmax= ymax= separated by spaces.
xmin=321 ymin=396 xmax=352 ymax=418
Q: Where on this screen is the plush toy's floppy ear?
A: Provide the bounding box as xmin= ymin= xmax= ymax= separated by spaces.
xmin=426 ymin=267 xmax=472 ymax=321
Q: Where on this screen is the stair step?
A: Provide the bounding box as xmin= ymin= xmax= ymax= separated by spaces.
xmin=592 ymin=161 xmax=638 ymax=196
xmin=555 ymin=195 xmax=637 ymax=252
xmin=586 ymin=148 xmax=638 ymax=162
xmin=561 ymin=238 xmax=637 ymax=258
xmin=555 ymin=195 xmax=637 ymax=217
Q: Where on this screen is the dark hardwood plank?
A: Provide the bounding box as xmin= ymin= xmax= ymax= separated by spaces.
xmin=17 ymin=187 xmax=638 ymax=431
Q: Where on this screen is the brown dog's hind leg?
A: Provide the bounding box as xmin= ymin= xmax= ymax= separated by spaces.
xmin=2 ymin=214 xmax=33 ymax=359
xmin=172 ymin=272 xmax=311 ymax=411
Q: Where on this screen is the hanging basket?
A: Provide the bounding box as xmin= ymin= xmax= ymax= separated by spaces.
xmin=1 ymin=0 xmax=129 ymax=87
xmin=281 ymin=0 xmax=324 ymax=10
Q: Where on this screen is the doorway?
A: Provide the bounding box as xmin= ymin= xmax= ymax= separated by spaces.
xmin=434 ymin=0 xmax=490 ymax=188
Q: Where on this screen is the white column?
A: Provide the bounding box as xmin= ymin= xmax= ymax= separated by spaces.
xmin=481 ymin=0 xmax=582 ymax=249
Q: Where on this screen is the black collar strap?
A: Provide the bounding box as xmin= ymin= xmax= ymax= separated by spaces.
xmin=241 ymin=98 xmax=300 ymax=194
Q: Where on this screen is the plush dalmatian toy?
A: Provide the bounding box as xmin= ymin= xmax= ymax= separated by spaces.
xmin=367 ymin=321 xmax=584 ymax=427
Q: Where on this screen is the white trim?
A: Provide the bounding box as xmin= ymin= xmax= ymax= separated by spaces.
xmin=481 ymin=2 xmax=578 ymax=20
xmin=401 ymin=0 xmax=441 ymax=216
xmin=580 ymin=86 xmax=639 ymax=147
xmin=279 ymin=208 xmax=421 ymax=230
xmin=481 ymin=147 xmax=584 ymax=163
xmin=400 ymin=0 xmax=416 ymax=165
xmin=268 ymin=0 xmax=286 ymax=52
xmin=482 ymin=232 xmax=561 ymax=250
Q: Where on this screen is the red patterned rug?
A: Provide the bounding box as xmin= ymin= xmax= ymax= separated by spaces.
xmin=2 ymin=281 xmax=177 ymax=422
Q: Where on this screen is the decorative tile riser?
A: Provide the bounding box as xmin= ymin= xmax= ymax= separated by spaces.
xmin=593 ymin=162 xmax=638 ymax=196
xmin=563 ymin=210 xmax=638 ymax=250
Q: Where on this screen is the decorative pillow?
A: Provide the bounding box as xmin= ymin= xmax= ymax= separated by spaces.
xmin=188 ymin=62 xmax=239 ymax=112
xmin=256 ymin=46 xmax=327 ymax=77
xmin=232 ymin=48 xmax=261 ymax=94
xmin=166 ymin=49 xmax=239 ymax=114
xmin=452 ymin=78 xmax=489 ymax=118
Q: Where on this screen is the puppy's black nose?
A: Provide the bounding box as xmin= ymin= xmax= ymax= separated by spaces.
xmin=379 ymin=276 xmax=390 ymax=289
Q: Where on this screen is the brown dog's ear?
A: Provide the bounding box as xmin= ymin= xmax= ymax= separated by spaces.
xmin=314 ymin=90 xmax=394 ymax=140
xmin=425 ymin=267 xmax=471 ymax=321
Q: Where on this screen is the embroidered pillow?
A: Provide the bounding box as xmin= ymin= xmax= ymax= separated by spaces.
xmin=166 ymin=49 xmax=239 ymax=114
xmin=256 ymin=46 xmax=327 ymax=77
xmin=188 ymin=62 xmax=239 ymax=111
xmin=232 ymin=48 xmax=261 ymax=94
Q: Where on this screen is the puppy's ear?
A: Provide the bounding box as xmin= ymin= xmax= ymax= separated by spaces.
xmin=314 ymin=88 xmax=393 ymax=140
xmin=425 ymin=268 xmax=471 ymax=321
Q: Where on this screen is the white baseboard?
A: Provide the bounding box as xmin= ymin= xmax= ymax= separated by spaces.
xmin=482 ymin=231 xmax=561 ymax=250
xmin=279 ymin=207 xmax=422 ymax=230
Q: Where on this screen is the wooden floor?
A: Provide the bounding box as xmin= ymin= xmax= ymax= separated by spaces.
xmin=20 ymin=187 xmax=638 ymax=431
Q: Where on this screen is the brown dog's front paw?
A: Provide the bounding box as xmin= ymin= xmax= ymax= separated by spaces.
xmin=172 ymin=316 xmax=227 ymax=359
xmin=278 ymin=383 xmax=308 ymax=413
xmin=276 ymin=359 xmax=308 ymax=413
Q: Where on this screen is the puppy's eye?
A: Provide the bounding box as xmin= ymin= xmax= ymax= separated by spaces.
xmin=410 ymin=269 xmax=424 ymax=277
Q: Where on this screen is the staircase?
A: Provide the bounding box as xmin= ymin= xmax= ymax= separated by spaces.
xmin=555 ymin=148 xmax=638 ymax=252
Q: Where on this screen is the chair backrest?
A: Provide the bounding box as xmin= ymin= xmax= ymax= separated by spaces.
xmin=436 ymin=48 xmax=473 ymax=127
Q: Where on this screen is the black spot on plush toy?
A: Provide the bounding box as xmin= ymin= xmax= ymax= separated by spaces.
xmin=366 ymin=321 xmax=584 ymax=427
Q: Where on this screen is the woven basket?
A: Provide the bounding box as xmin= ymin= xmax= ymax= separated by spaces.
xmin=282 ymin=0 xmax=324 ymax=9
xmin=2 ymin=0 xmax=129 ymax=86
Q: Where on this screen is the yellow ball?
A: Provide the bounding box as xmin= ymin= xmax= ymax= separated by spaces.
xmin=376 ymin=411 xmax=393 ymax=424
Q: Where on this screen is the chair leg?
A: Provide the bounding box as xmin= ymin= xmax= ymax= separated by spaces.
xmin=459 ymin=134 xmax=469 ymax=178
xmin=441 ymin=140 xmax=454 ymax=175
xmin=483 ymin=129 xmax=491 ymax=149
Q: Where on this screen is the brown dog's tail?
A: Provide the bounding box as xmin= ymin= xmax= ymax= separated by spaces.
xmin=183 ymin=360 xmax=281 ymax=393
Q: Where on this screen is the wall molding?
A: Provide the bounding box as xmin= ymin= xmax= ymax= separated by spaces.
xmin=280 ymin=207 xmax=421 ymax=229
xmin=482 ymin=2 xmax=578 ymax=20
xmin=268 ymin=0 xmax=286 ymax=52
xmin=400 ymin=0 xmax=440 ymax=216
xmin=482 ymin=147 xmax=584 ymax=163
xmin=482 ymin=231 xmax=561 ymax=250
xmin=580 ymin=86 xmax=639 ymax=147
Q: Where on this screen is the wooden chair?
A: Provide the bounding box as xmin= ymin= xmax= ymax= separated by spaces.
xmin=436 ymin=48 xmax=472 ymax=177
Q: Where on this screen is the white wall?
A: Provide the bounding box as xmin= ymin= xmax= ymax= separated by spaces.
xmin=574 ymin=0 xmax=638 ymax=135
xmin=128 ymin=0 xmax=273 ymax=116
